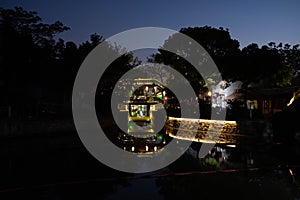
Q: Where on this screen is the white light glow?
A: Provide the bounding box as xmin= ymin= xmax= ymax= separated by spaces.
xmin=226 ymin=144 xmax=236 ymax=148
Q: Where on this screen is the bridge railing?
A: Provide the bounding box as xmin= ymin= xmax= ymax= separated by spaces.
xmin=165 ymin=117 xmax=243 ymax=144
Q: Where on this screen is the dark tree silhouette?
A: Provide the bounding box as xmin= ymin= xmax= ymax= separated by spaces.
xmin=0 ymin=7 xmax=70 ymax=117
xmin=268 ymin=42 xmax=300 ymax=85
xmin=240 ymin=43 xmax=292 ymax=88
xmin=0 ymin=7 xmax=139 ymax=119
xmin=151 ymin=26 xmax=241 ymax=92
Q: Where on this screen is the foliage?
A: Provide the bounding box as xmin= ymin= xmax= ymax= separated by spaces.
xmin=1 ymin=7 xmax=300 ymax=117
xmin=151 ymin=26 xmax=241 ymax=92
xmin=239 ymin=43 xmax=293 ymax=88
xmin=151 ymin=26 xmax=297 ymax=92
xmin=0 ymin=7 xmax=138 ymax=117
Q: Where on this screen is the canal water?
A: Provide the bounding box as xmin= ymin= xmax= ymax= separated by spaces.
xmin=1 ymin=129 xmax=300 ymax=199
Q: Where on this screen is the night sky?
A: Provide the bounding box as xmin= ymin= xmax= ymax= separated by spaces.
xmin=1 ymin=0 xmax=300 ymax=48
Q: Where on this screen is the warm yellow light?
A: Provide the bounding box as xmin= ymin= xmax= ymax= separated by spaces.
xmin=167 ymin=116 xmax=237 ymax=124
xmin=287 ymin=96 xmax=295 ymax=106
xmin=207 ymin=91 xmax=212 ymax=96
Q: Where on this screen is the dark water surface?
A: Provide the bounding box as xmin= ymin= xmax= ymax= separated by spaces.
xmin=1 ymin=131 xmax=300 ymax=200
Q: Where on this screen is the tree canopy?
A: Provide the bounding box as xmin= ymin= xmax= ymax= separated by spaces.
xmin=151 ymin=26 xmax=298 ymax=92
xmin=0 ymin=7 xmax=138 ymax=116
xmin=1 ymin=7 xmax=300 ymax=117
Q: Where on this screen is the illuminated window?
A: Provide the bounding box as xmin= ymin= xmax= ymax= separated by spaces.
xmin=130 ymin=104 xmax=149 ymax=117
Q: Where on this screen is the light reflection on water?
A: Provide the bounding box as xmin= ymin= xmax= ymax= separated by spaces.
xmin=1 ymin=130 xmax=300 ymax=199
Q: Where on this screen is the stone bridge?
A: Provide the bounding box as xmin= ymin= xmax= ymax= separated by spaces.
xmin=165 ymin=117 xmax=247 ymax=144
